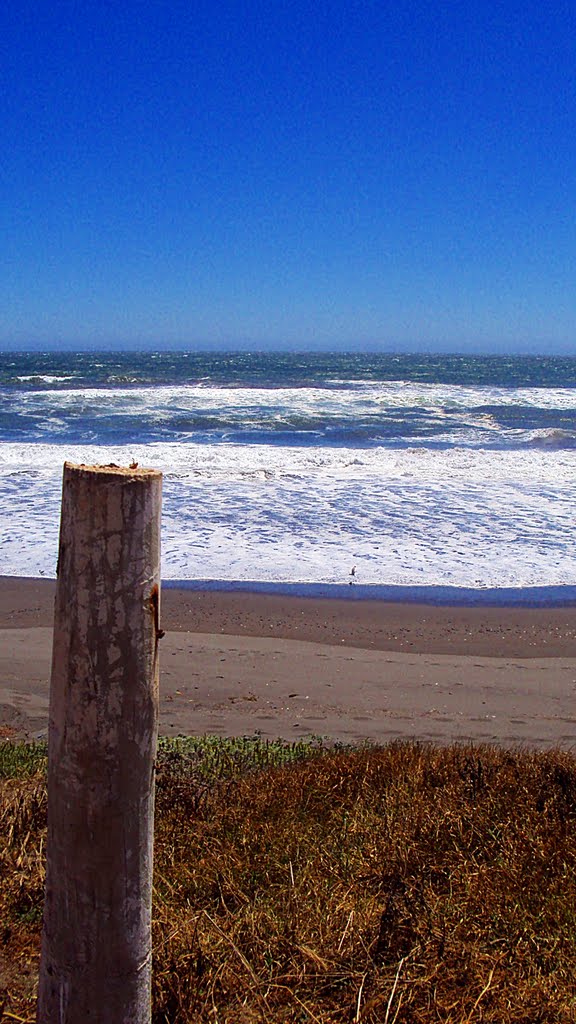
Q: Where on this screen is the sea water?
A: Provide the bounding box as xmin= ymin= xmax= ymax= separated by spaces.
xmin=1 ymin=351 xmax=575 ymax=603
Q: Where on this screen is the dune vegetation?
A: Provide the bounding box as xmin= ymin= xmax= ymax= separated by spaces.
xmin=1 ymin=737 xmax=576 ymax=1022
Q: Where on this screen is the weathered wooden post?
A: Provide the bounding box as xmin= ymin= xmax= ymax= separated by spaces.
xmin=37 ymin=462 xmax=163 ymax=1024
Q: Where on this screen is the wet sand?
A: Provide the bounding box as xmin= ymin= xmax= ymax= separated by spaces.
xmin=1 ymin=577 xmax=575 ymax=748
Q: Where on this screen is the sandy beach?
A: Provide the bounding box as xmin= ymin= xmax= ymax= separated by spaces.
xmin=1 ymin=577 xmax=576 ymax=748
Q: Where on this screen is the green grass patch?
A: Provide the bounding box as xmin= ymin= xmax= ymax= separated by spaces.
xmin=0 ymin=740 xmax=47 ymax=779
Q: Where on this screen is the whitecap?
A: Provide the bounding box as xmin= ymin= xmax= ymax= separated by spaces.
xmin=16 ymin=374 xmax=76 ymax=383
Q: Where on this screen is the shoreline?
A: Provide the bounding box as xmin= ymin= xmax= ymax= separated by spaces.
xmin=165 ymin=578 xmax=576 ymax=608
xmin=1 ymin=576 xmax=576 ymax=657
xmin=2 ymin=576 xmax=575 ymax=748
xmin=4 ymin=576 xmax=576 ymax=610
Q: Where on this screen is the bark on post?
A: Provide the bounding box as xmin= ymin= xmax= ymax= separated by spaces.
xmin=37 ymin=462 xmax=163 ymax=1024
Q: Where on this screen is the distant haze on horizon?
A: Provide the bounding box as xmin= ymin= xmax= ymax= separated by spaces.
xmin=2 ymin=1 xmax=575 ymax=355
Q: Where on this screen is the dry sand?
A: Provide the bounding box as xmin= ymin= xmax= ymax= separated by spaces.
xmin=1 ymin=577 xmax=576 ymax=748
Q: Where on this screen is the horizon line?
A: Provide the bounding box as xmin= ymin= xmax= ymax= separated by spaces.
xmin=1 ymin=345 xmax=575 ymax=359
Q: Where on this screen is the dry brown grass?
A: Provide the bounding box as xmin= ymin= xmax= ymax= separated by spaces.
xmin=2 ymin=740 xmax=576 ymax=1022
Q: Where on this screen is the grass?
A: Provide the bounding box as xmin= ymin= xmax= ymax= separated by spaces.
xmin=1 ymin=738 xmax=576 ymax=1021
xmin=0 ymin=741 xmax=47 ymax=779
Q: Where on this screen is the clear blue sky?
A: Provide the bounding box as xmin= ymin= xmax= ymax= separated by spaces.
xmin=1 ymin=0 xmax=575 ymax=352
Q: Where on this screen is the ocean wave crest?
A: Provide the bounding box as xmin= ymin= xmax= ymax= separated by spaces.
xmin=524 ymin=428 xmax=576 ymax=449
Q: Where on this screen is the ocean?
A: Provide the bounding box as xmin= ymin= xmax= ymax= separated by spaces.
xmin=1 ymin=350 xmax=575 ymax=604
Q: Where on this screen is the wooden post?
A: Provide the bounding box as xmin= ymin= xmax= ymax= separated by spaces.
xmin=37 ymin=462 xmax=163 ymax=1024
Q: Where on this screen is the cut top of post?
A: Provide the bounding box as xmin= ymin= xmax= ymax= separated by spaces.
xmin=64 ymin=461 xmax=162 ymax=480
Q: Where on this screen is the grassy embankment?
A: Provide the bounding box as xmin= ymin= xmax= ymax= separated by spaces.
xmin=1 ymin=736 xmax=576 ymax=1022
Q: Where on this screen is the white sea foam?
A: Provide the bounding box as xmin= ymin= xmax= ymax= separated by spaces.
xmin=9 ymin=379 xmax=576 ymax=413
xmin=3 ymin=380 xmax=576 ymax=466
xmin=1 ymin=441 xmax=574 ymax=587
xmin=16 ymin=375 xmax=76 ymax=383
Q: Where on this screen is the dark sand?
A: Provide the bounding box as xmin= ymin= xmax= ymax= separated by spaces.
xmin=1 ymin=577 xmax=575 ymax=748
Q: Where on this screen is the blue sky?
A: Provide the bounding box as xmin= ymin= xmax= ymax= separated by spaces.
xmin=1 ymin=0 xmax=575 ymax=352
